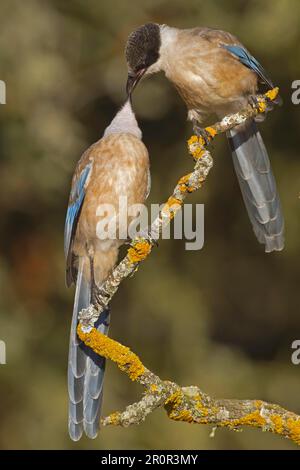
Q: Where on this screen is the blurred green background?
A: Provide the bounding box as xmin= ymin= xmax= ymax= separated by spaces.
xmin=0 ymin=0 xmax=299 ymax=450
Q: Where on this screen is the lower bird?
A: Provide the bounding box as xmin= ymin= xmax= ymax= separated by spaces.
xmin=64 ymin=100 xmax=150 ymax=440
xmin=125 ymin=23 xmax=284 ymax=252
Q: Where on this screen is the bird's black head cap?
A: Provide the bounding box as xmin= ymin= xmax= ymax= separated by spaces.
xmin=125 ymin=23 xmax=161 ymax=96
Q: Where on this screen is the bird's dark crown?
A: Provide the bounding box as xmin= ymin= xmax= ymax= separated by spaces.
xmin=125 ymin=23 xmax=161 ymax=73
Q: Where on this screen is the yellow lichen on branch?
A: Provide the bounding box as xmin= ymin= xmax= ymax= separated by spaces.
xmin=128 ymin=239 xmax=152 ymax=264
xmin=77 ymin=325 xmax=145 ymax=381
xmin=161 ymin=196 xmax=182 ymax=220
xmin=77 ymin=322 xmax=300 ymax=446
xmin=187 ymin=135 xmax=206 ymax=159
xmin=265 ymin=87 xmax=280 ymax=102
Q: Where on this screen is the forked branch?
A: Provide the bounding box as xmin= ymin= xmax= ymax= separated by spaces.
xmin=77 ymin=326 xmax=300 ymax=446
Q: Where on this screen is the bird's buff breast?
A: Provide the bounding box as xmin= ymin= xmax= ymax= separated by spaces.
xmin=74 ymin=134 xmax=149 ymax=256
xmin=163 ymin=38 xmax=257 ymax=120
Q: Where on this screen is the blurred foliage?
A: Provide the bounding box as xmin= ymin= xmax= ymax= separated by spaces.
xmin=0 ymin=0 xmax=300 ymax=450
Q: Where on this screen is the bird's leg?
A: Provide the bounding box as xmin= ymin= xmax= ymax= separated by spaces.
xmin=124 ymin=224 xmax=159 ymax=247
xmin=89 ymin=255 xmax=110 ymax=310
xmin=134 ymin=226 xmax=159 ymax=247
xmin=248 ymin=95 xmax=266 ymax=122
xmin=192 ymin=119 xmax=212 ymax=146
xmin=125 ymin=230 xmax=158 ymax=247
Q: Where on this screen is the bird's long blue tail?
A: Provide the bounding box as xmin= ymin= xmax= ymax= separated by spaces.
xmin=68 ymin=257 xmax=109 ymax=441
xmin=227 ymin=119 xmax=284 ymax=252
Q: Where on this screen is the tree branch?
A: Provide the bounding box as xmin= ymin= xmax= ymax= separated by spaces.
xmin=75 ymin=88 xmax=300 ymax=446
xmin=77 ymin=326 xmax=300 ymax=446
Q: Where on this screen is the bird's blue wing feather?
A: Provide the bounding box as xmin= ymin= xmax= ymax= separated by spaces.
xmin=64 ymin=163 xmax=92 ymax=262
xmin=222 ymin=44 xmax=274 ymax=89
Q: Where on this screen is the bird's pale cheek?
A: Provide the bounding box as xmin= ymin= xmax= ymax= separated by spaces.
xmin=145 ymin=61 xmax=161 ymax=75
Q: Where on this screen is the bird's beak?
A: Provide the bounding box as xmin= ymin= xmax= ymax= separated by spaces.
xmin=126 ymin=69 xmax=146 ymax=97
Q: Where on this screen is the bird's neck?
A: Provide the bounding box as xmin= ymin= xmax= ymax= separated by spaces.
xmin=160 ymin=25 xmax=178 ymax=49
xmin=158 ymin=25 xmax=178 ymax=71
xmin=103 ymin=100 xmax=142 ymax=140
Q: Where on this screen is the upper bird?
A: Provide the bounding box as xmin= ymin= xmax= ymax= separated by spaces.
xmin=125 ymin=23 xmax=284 ymax=252
xmin=64 ymin=100 xmax=150 ymax=440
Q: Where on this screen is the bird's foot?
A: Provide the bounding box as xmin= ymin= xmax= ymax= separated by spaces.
xmin=192 ymin=122 xmax=212 ymax=147
xmin=91 ymin=284 xmax=110 ymax=311
xmin=133 ymin=226 xmax=159 ymax=247
xmin=249 ymin=93 xmax=279 ymax=119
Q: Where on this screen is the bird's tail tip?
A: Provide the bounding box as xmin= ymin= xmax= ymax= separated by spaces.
xmin=68 ymin=420 xmax=84 ymax=442
xmin=84 ymin=422 xmax=99 ymax=439
xmin=264 ymin=236 xmax=285 ymax=253
xmin=68 ymin=417 xmax=100 ymax=441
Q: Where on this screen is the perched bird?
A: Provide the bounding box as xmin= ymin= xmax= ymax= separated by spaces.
xmin=125 ymin=23 xmax=284 ymax=252
xmin=64 ymin=100 xmax=150 ymax=440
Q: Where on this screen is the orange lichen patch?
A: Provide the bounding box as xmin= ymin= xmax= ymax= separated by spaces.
xmin=220 ymin=410 xmax=266 ymax=431
xmin=270 ymin=415 xmax=284 ymax=435
xmin=265 ymin=87 xmax=279 ymax=102
xmin=187 ymin=135 xmax=206 ymax=159
xmin=178 ymin=173 xmax=194 ymax=193
xmin=128 ymin=240 xmax=152 ymax=264
xmin=150 ymin=384 xmax=158 ymax=392
xmin=166 ymin=391 xmax=212 ymax=423
xmin=236 ymin=410 xmax=266 ymax=427
xmin=286 ymin=417 xmax=300 ymax=446
xmin=162 ymin=197 xmax=182 ymax=220
xmin=198 ymin=136 xmax=207 ymax=147
xmin=165 ymin=390 xmax=183 ymax=407
xmin=178 ymin=185 xmax=190 ymax=194
xmin=194 ymin=398 xmax=209 ymax=417
xmin=167 ymin=196 xmax=182 ymax=208
xmin=178 ymin=173 xmax=192 ymax=186
xmin=205 ymin=126 xmax=217 ymax=139
xmin=165 ymin=390 xmax=195 ymax=423
xmin=190 ymin=147 xmax=206 ymax=159
xmin=107 ymin=411 xmax=121 ymax=425
xmin=257 ymin=99 xmax=267 ymax=113
xmin=169 ymin=409 xmax=195 ymax=423
xmin=187 ymin=135 xmax=199 ymax=146
xmin=77 ymin=325 xmax=145 ymax=381
xmin=257 ymin=88 xmax=280 ymax=114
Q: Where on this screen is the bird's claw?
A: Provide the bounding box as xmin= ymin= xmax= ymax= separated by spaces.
xmin=192 ymin=123 xmax=212 ymax=147
xmin=249 ymin=94 xmax=275 ymax=113
xmin=91 ymin=284 xmax=110 ymax=310
xmin=135 ymin=227 xmax=159 ymax=247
